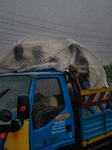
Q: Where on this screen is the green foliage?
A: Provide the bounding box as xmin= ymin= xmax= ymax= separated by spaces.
xmin=103 ymin=63 xmax=112 ymax=86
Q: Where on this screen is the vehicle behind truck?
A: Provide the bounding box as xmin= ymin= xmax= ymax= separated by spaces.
xmin=0 ymin=34 xmax=112 ymax=150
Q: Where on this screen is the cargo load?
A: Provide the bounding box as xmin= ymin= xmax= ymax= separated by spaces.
xmin=0 ymin=34 xmax=107 ymax=89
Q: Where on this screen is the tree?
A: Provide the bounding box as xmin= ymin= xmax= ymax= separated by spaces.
xmin=103 ymin=63 xmax=112 ymax=86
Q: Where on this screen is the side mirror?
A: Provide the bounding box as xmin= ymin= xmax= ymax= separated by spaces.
xmin=17 ymin=94 xmax=30 ymax=119
xmin=0 ymin=109 xmax=12 ymax=122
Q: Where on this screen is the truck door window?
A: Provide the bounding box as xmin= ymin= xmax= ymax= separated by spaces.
xmin=32 ymin=78 xmax=65 ymax=129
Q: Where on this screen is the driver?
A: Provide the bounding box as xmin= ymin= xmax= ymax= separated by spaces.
xmin=32 ymin=93 xmax=58 ymax=128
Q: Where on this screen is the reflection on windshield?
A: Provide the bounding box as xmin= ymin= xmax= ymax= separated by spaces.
xmin=0 ymin=75 xmax=31 ymax=117
xmin=0 ymin=88 xmax=10 ymax=98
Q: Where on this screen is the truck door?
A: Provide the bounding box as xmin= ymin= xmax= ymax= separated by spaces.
xmin=29 ymin=76 xmax=75 ymax=150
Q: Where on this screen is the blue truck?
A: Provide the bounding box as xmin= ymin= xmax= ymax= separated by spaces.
xmin=0 ymin=69 xmax=112 ymax=150
xmin=0 ymin=34 xmax=112 ymax=149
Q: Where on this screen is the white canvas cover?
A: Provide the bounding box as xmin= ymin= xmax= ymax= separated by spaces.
xmin=0 ymin=34 xmax=107 ymax=89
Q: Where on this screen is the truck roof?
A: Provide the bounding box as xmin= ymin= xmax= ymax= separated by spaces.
xmin=0 ymin=71 xmax=63 ymax=77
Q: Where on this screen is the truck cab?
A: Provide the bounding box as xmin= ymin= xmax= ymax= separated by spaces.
xmin=0 ymin=72 xmax=75 ymax=150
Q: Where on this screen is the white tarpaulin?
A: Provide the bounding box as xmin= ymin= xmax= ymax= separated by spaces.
xmin=0 ymin=34 xmax=107 ymax=89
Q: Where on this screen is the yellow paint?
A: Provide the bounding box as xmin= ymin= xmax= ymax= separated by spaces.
xmin=82 ymin=141 xmax=87 ymax=147
xmin=4 ymin=119 xmax=29 ymax=150
xmin=81 ymin=87 xmax=112 ymax=96
xmin=56 ymin=113 xmax=70 ymax=120
xmin=82 ymin=131 xmax=112 ymax=147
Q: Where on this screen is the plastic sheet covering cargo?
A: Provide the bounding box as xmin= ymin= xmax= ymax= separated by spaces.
xmin=0 ymin=34 xmax=107 ymax=89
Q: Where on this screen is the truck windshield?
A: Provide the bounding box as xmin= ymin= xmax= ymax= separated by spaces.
xmin=0 ymin=75 xmax=31 ymax=117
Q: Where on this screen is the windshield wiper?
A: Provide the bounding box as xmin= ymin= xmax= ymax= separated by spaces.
xmin=0 ymin=89 xmax=10 ymax=98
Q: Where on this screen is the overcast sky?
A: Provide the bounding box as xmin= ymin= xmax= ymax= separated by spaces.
xmin=0 ymin=0 xmax=112 ymax=65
